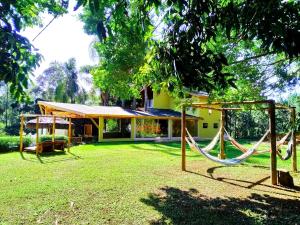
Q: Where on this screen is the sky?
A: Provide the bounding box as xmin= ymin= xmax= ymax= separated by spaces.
xmin=21 ymin=6 xmax=96 ymax=80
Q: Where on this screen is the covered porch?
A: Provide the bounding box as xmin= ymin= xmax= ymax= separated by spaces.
xmin=37 ymin=101 xmax=201 ymax=142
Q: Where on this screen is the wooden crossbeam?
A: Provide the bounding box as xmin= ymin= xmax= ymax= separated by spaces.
xmin=90 ymin=118 xmax=99 ymax=129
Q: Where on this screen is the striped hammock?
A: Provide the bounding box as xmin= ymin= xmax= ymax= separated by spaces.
xmin=225 ymin=129 xmax=293 ymax=160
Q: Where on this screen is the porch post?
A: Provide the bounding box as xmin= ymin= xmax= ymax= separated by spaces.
xmin=68 ymin=118 xmax=72 ymax=152
xmin=131 ymin=118 xmax=136 ymax=140
xmin=36 ymin=116 xmax=39 ymax=155
xmin=52 ymin=116 xmax=56 ymax=151
xmin=168 ymin=119 xmax=173 ymax=140
xmin=98 ymin=117 xmax=104 ymax=142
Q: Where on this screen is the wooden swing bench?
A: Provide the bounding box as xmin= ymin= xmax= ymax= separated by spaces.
xmin=24 ymin=140 xmax=66 ymax=154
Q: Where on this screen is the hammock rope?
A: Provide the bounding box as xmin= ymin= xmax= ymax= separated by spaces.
xmin=186 ymin=128 xmax=270 ymax=165
xmin=224 ymin=128 xmax=270 ymax=154
xmin=187 ymin=127 xmax=221 ymax=153
xmin=276 ymin=131 xmax=293 ymax=160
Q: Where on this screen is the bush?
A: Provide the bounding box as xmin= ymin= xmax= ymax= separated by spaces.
xmin=39 ymin=135 xmax=68 ymax=143
xmin=0 ymin=136 xmax=32 ymax=152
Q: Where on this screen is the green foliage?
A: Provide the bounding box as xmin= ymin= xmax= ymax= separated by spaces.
xmin=38 ymin=135 xmax=68 ymax=143
xmin=33 ymin=58 xmax=80 ymax=103
xmin=65 ymin=58 xmax=80 ymax=103
xmin=0 ymin=82 xmax=38 ymax=135
xmin=80 ymin=0 xmax=150 ymax=103
xmin=0 ymin=0 xmax=69 ymax=100
xmin=144 ymin=0 xmax=299 ymax=94
xmin=0 ymin=136 xmax=31 ymax=152
xmin=105 ymin=119 xmax=119 ymax=132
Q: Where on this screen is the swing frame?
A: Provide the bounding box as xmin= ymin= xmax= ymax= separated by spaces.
xmin=181 ymin=100 xmax=297 ymax=185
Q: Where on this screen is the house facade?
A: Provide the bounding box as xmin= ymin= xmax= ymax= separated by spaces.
xmin=37 ymin=88 xmax=220 ymax=142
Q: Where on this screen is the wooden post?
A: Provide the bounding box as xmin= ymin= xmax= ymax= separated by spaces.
xmin=19 ymin=115 xmax=24 ymax=152
xmin=168 ymin=119 xmax=172 ymax=140
xmin=219 ymin=110 xmax=226 ymax=159
xmin=52 ymin=116 xmax=56 ymax=151
xmin=269 ymin=100 xmax=277 ymax=185
xmin=181 ymin=106 xmax=186 ymax=171
xmin=52 ymin=116 xmax=56 ymax=142
xmin=131 ymin=118 xmax=136 ymax=140
xmin=68 ymin=118 xmax=72 ymax=151
xmin=98 ymin=117 xmax=104 ymax=142
xmin=36 ymin=116 xmax=39 ymax=155
xmin=291 ymin=108 xmax=297 ymax=172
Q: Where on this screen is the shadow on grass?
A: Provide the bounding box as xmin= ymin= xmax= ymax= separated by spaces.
xmin=20 ymin=150 xmax=82 ymax=164
xmin=186 ymin=165 xmax=300 ymax=198
xmin=141 ymin=186 xmax=300 ymax=225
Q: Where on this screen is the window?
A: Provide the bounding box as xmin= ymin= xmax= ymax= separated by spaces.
xmin=172 ymin=120 xmax=198 ymax=137
xmin=136 ymin=119 xmax=168 ymax=138
xmin=213 ymin=123 xmax=219 ymax=129
xmin=203 ymin=123 xmax=208 ymax=128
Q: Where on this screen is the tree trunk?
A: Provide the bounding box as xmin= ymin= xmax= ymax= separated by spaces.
xmin=132 ymin=98 xmax=136 ymax=110
xmin=101 ymin=91 xmax=109 ymax=106
xmin=5 ymin=84 xmax=8 ymax=129
xmin=144 ymin=86 xmax=148 ymax=111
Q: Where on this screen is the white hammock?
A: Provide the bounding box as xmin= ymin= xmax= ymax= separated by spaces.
xmin=186 ymin=128 xmax=270 ymax=165
xmin=187 ymin=128 xmax=221 ymax=153
xmin=276 ymin=131 xmax=293 ymax=160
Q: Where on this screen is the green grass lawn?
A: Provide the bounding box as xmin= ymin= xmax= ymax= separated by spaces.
xmin=0 ymin=141 xmax=299 ymax=225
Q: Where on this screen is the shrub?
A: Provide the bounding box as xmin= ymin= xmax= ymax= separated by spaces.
xmin=39 ymin=135 xmax=68 ymax=143
xmin=0 ymin=136 xmax=32 ymax=152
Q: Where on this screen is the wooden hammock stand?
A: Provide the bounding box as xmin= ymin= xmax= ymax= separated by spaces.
xmin=181 ymin=100 xmax=297 ymax=185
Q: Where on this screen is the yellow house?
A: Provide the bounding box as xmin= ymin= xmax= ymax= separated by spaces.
xmin=152 ymin=89 xmax=220 ymax=139
xmin=37 ymin=88 xmax=220 ymax=142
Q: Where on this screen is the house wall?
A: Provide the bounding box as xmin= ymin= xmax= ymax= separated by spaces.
xmin=153 ymin=89 xmax=221 ymax=139
xmin=153 ymin=90 xmax=171 ymax=109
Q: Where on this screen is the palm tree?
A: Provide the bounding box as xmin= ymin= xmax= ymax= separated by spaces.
xmin=64 ymin=58 xmax=79 ymax=103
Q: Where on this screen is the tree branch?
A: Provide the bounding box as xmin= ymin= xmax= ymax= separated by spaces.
xmin=230 ymin=51 xmax=276 ymax=65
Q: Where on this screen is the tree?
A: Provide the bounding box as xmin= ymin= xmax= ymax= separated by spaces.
xmin=3 ymin=0 xmax=299 ymax=100
xmin=80 ymin=1 xmax=149 ymax=106
xmin=0 ymin=0 xmax=69 ymax=99
xmin=0 ymin=82 xmax=37 ymax=135
xmin=33 ymin=58 xmax=80 ymax=103
xmin=0 ymin=0 xmax=103 ymax=100
xmin=143 ymin=0 xmax=299 ymax=95
xmin=64 ymin=58 xmax=79 ymax=103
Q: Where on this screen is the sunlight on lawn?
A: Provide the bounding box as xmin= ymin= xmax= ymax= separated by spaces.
xmin=0 ymin=141 xmax=299 ymax=224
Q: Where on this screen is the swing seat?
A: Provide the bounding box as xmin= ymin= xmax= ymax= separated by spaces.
xmin=24 ymin=141 xmax=65 ymax=153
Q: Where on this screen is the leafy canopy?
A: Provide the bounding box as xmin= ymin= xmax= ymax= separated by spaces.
xmin=80 ymin=0 xmax=150 ymax=102
xmin=145 ymin=0 xmax=299 ymax=94
xmin=0 ymin=0 xmax=69 ymax=100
